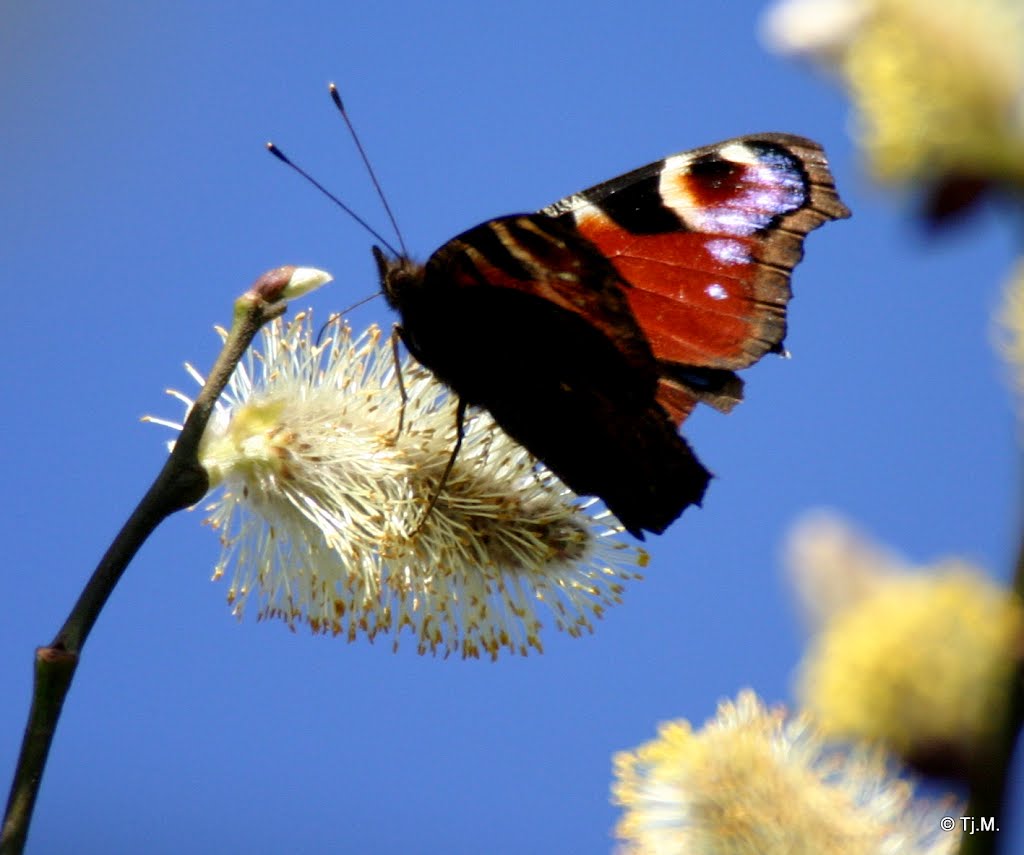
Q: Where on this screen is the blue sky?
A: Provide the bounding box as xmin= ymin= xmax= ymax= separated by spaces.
xmin=2 ymin=2 xmax=1019 ymax=852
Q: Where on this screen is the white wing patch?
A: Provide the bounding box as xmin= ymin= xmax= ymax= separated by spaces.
xmin=659 ymin=143 xmax=806 ymax=236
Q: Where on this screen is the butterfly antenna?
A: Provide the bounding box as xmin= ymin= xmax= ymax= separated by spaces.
xmin=329 ymin=83 xmax=409 ymax=258
xmin=266 ymin=142 xmax=401 ymax=257
xmin=337 ymin=291 xmax=381 ymax=316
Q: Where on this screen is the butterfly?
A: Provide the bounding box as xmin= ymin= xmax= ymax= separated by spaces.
xmin=376 ymin=134 xmax=849 ymax=538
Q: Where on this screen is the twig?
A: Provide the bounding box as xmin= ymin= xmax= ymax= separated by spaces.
xmin=0 ymin=266 xmax=311 ymax=854
xmin=957 ymin=492 xmax=1024 ymax=855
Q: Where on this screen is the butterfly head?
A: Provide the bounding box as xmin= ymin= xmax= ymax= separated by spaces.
xmin=374 ymin=245 xmax=426 ymax=310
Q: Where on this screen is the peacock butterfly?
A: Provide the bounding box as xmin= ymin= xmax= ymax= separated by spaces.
xmin=376 ymin=134 xmax=849 ymax=538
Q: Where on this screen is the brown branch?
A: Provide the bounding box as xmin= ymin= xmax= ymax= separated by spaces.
xmin=957 ymin=494 xmax=1024 ymax=855
xmin=0 ymin=268 xmax=304 ymax=855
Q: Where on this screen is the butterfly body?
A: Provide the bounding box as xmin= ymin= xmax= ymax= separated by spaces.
xmin=378 ymin=134 xmax=849 ymax=537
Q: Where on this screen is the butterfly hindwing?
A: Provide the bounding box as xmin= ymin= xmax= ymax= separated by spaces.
xmin=383 ymin=215 xmax=711 ymax=537
xmin=379 ymin=134 xmax=848 ymax=536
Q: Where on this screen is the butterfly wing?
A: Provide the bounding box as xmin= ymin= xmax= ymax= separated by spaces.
xmin=393 ymin=214 xmax=711 ymax=537
xmin=382 ymin=134 xmax=847 ymax=536
xmin=541 ymin=133 xmax=850 ymax=423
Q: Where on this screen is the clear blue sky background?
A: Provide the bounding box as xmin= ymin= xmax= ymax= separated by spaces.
xmin=2 ymin=3 xmax=1019 ymax=853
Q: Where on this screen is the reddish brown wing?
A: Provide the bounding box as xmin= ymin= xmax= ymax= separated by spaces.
xmin=425 ymin=215 xmax=656 ymax=376
xmin=383 ymin=214 xmax=713 ymax=538
xmin=380 ymin=134 xmax=847 ymax=537
xmin=541 ymin=134 xmax=850 ymax=423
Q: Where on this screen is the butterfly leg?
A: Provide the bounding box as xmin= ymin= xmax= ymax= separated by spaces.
xmin=411 ymin=396 xmax=467 ymax=535
xmin=389 ymin=325 xmax=409 ymax=442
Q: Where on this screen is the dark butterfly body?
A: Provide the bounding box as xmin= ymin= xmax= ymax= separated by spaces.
xmin=378 ymin=134 xmax=849 ymax=537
